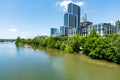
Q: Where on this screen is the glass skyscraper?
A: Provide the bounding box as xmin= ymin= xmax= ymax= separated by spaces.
xmin=64 ymin=3 xmax=81 ymax=36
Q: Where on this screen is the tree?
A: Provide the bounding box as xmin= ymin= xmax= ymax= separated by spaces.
xmin=118 ymin=21 xmax=120 ymax=28
xmin=60 ymin=42 xmax=66 ymax=51
xmin=89 ymin=29 xmax=100 ymax=38
xmin=65 ymin=44 xmax=73 ymax=53
xmin=83 ymin=29 xmax=101 ymax=55
xmin=114 ymin=53 xmax=120 ymax=64
xmin=69 ymin=35 xmax=82 ymax=52
xmin=15 ymin=36 xmax=21 ymax=46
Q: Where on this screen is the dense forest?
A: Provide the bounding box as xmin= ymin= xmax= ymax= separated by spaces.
xmin=15 ymin=29 xmax=120 ymax=64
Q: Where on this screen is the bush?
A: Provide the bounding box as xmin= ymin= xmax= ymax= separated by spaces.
xmin=114 ymin=53 xmax=120 ymax=64
xmin=15 ymin=30 xmax=120 ymax=64
xmin=65 ymin=44 xmax=73 ymax=53
xmin=60 ymin=42 xmax=66 ymax=51
xmin=55 ymin=41 xmax=62 ymax=49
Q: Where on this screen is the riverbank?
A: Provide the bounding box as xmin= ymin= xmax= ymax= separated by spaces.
xmin=24 ymin=44 xmax=120 ymax=69
xmin=15 ymin=30 xmax=120 ymax=64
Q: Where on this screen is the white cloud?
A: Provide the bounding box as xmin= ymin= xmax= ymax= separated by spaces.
xmin=75 ymin=2 xmax=85 ymax=6
xmin=56 ymin=0 xmax=85 ymax=12
xmin=9 ymin=28 xmax=18 ymax=32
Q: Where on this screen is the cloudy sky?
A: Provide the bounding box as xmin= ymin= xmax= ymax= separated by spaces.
xmin=0 ymin=0 xmax=120 ymax=39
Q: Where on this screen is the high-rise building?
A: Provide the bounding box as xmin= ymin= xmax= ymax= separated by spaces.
xmin=60 ymin=26 xmax=68 ymax=36
xmin=64 ymin=3 xmax=81 ymax=36
xmin=80 ymin=21 xmax=93 ymax=36
xmin=50 ymin=28 xmax=59 ymax=36
xmin=64 ymin=13 xmax=76 ymax=28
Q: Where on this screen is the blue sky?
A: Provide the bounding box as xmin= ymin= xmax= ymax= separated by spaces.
xmin=0 ymin=0 xmax=120 ymax=39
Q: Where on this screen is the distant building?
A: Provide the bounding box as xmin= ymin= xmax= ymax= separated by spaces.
xmin=115 ymin=20 xmax=120 ymax=34
xmin=110 ymin=21 xmax=116 ymax=26
xmin=64 ymin=3 xmax=81 ymax=36
xmin=106 ymin=21 xmax=117 ymax=30
xmin=80 ymin=21 xmax=93 ymax=36
xmin=81 ymin=13 xmax=87 ymax=22
xmin=50 ymin=2 xmax=118 ymax=37
xmin=88 ymin=23 xmax=116 ymax=36
xmin=80 ymin=13 xmax=93 ymax=36
xmin=60 ymin=26 xmax=68 ymax=36
xmin=35 ymin=35 xmax=48 ymax=38
xmin=50 ymin=28 xmax=59 ymax=36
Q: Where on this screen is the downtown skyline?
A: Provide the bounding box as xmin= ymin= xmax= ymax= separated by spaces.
xmin=0 ymin=0 xmax=120 ymax=39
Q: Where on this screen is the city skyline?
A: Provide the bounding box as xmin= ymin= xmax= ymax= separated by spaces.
xmin=0 ymin=0 xmax=120 ymax=39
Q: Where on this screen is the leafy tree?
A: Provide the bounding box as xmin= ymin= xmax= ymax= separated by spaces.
xmin=114 ymin=53 xmax=120 ymax=64
xmin=55 ymin=41 xmax=62 ymax=49
xmin=0 ymin=39 xmax=4 ymax=42
xmin=65 ymin=44 xmax=73 ymax=53
xmin=89 ymin=29 xmax=100 ymax=38
xmin=118 ymin=20 xmax=120 ymax=28
xmin=60 ymin=42 xmax=66 ymax=51
xmin=15 ymin=36 xmax=21 ymax=46
xmin=14 ymin=30 xmax=120 ymax=64
xmin=69 ymin=35 xmax=82 ymax=52
xmin=83 ymin=29 xmax=100 ymax=55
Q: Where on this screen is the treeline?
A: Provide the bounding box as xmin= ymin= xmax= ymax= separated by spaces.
xmin=0 ymin=39 xmax=15 ymax=42
xmin=15 ymin=29 xmax=120 ymax=64
xmin=0 ymin=39 xmax=4 ymax=42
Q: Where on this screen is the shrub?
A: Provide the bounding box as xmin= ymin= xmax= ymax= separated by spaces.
xmin=65 ymin=44 xmax=73 ymax=53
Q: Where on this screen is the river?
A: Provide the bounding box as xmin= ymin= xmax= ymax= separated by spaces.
xmin=0 ymin=42 xmax=120 ymax=80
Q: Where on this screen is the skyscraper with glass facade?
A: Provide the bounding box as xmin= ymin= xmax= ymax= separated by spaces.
xmin=64 ymin=3 xmax=81 ymax=36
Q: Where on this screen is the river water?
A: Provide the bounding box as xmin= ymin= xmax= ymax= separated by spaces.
xmin=0 ymin=42 xmax=120 ymax=80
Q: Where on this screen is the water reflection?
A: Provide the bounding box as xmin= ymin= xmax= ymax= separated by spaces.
xmin=0 ymin=42 xmax=120 ymax=80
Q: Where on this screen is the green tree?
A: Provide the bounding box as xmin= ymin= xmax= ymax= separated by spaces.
xmin=89 ymin=29 xmax=100 ymax=38
xmin=69 ymin=35 xmax=82 ymax=52
xmin=60 ymin=42 xmax=66 ymax=51
xmin=114 ymin=53 xmax=120 ymax=64
xmin=65 ymin=44 xmax=73 ymax=53
xmin=15 ymin=36 xmax=21 ymax=46
xmin=118 ymin=21 xmax=120 ymax=28
xmin=83 ymin=29 xmax=100 ymax=55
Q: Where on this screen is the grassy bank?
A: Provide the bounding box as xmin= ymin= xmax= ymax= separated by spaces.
xmin=15 ymin=29 xmax=120 ymax=64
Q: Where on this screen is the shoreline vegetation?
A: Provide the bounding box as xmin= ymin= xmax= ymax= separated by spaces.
xmin=15 ymin=29 xmax=120 ymax=64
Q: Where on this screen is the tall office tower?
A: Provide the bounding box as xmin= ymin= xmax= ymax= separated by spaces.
xmin=64 ymin=3 xmax=81 ymax=36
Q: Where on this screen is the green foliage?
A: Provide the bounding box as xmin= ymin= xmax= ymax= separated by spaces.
xmin=69 ymin=35 xmax=82 ymax=52
xmin=114 ymin=53 xmax=120 ymax=64
xmin=118 ymin=21 xmax=120 ymax=28
xmin=60 ymin=42 xmax=66 ymax=51
xmin=82 ymin=30 xmax=120 ymax=63
xmin=89 ymin=29 xmax=100 ymax=38
xmin=55 ymin=41 xmax=62 ymax=49
xmin=15 ymin=36 xmax=21 ymax=46
xmin=15 ymin=30 xmax=120 ymax=64
xmin=65 ymin=44 xmax=73 ymax=53
xmin=0 ymin=39 xmax=4 ymax=42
